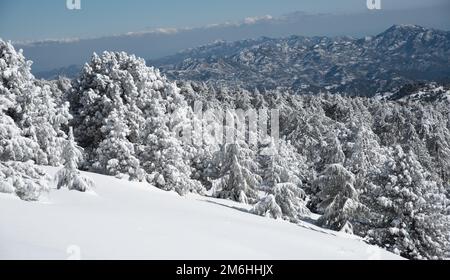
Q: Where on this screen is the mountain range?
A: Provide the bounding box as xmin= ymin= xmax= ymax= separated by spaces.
xmin=151 ymin=25 xmax=450 ymax=96
xmin=34 ymin=25 xmax=450 ymax=98
xmin=19 ymin=3 xmax=450 ymax=75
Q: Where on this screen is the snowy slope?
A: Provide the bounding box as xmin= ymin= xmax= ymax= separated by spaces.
xmin=0 ymin=167 xmax=403 ymax=260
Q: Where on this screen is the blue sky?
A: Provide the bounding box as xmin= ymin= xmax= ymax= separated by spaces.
xmin=0 ymin=0 xmax=448 ymax=41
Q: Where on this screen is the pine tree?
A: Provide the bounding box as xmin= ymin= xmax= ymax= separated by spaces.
xmin=1 ymin=161 xmax=49 ymax=201
xmin=0 ymin=97 xmax=41 ymax=162
xmin=427 ymin=121 xmax=450 ymax=184
xmin=95 ymin=109 xmax=143 ymax=180
xmin=346 ymin=125 xmax=383 ymax=176
xmin=365 ymin=146 xmax=450 ymax=259
xmin=56 ymin=128 xmax=94 ymax=192
xmin=258 ymin=138 xmax=311 ymax=221
xmin=68 ymin=51 xmax=166 ymax=170
xmin=345 ymin=124 xmax=387 ymax=200
xmin=139 ymin=97 xmax=202 ymax=195
xmin=319 ymin=131 xmax=345 ymax=169
xmin=212 ymin=141 xmax=260 ymax=204
xmin=20 ymin=83 xmax=71 ymax=165
xmin=251 ymin=194 xmax=282 ymax=219
xmin=1 ymin=39 xmax=70 ymax=165
xmin=315 ymin=164 xmax=362 ymax=233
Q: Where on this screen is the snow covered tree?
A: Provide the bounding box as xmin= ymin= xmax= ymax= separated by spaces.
xmin=68 ymin=51 xmax=166 ymax=168
xmin=365 ymin=146 xmax=450 ymax=259
xmin=0 ymin=96 xmax=41 ymax=162
xmin=302 ymin=128 xmax=347 ymax=211
xmin=56 ymin=128 xmax=94 ymax=192
xmin=19 ymin=83 xmax=71 ymax=165
xmin=1 ymin=39 xmax=70 ymax=165
xmin=212 ymin=140 xmax=260 ymax=204
xmin=251 ymin=194 xmax=282 ymax=219
xmin=427 ymin=121 xmax=450 ymax=184
xmin=373 ymin=104 xmax=407 ymax=146
xmin=258 ymin=138 xmax=311 ymax=222
xmin=323 ymin=94 xmax=352 ymax=123
xmin=95 ymin=109 xmax=143 ymax=180
xmin=345 ymin=124 xmax=387 ymax=198
xmin=286 ymin=112 xmax=324 ymax=163
xmin=139 ymin=97 xmax=202 ymax=195
xmin=68 ymin=51 xmax=205 ymax=191
xmin=346 ymin=125 xmax=383 ymax=176
xmin=315 ymin=164 xmax=361 ymax=233
xmin=0 ymin=40 xmax=35 ymax=108
xmin=0 ymin=161 xmax=49 ymax=201
xmin=319 ymin=131 xmax=346 ymax=170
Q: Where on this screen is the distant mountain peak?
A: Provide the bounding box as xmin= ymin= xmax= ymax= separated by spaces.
xmin=392 ymin=24 xmax=424 ymax=30
xmin=379 ymin=24 xmax=427 ymax=36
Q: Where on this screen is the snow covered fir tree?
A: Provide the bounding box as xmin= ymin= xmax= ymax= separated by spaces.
xmin=1 ymin=38 xmax=450 ymax=260
xmin=55 ymin=127 xmax=94 ymax=192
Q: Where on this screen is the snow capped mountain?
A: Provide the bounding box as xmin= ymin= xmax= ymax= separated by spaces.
xmin=152 ymin=25 xmax=450 ymax=96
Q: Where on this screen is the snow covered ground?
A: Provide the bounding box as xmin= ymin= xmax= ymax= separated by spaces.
xmin=0 ymin=167 xmax=403 ymax=260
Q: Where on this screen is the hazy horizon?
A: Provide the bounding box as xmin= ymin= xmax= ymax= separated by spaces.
xmin=1 ymin=0 xmax=449 ymax=42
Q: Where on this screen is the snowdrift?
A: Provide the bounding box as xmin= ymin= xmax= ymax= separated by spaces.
xmin=0 ymin=167 xmax=403 ymax=260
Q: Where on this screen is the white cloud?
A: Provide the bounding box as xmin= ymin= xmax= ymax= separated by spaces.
xmin=243 ymin=15 xmax=273 ymax=25
xmin=14 ymin=14 xmax=276 ymax=46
